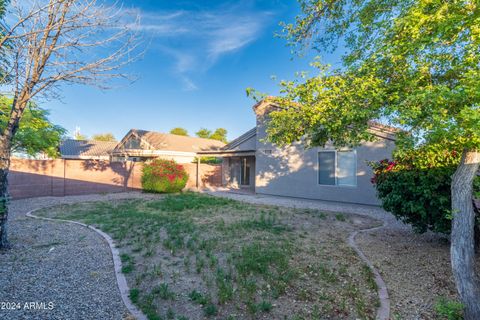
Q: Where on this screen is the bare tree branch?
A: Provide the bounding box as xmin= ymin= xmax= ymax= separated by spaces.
xmin=0 ymin=0 xmax=142 ymax=248
xmin=0 ymin=0 xmax=141 ymax=140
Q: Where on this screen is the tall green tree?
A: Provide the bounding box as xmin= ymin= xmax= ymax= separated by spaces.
xmin=195 ymin=128 xmax=212 ymax=139
xmin=74 ymin=132 xmax=88 ymax=140
xmin=260 ymin=0 xmax=480 ymax=317
xmin=0 ymin=96 xmax=65 ymax=157
xmin=195 ymin=128 xmax=228 ymax=143
xmin=170 ymin=127 xmax=189 ymax=136
xmin=91 ymin=133 xmax=116 ymax=142
xmin=210 ymin=128 xmax=228 ymax=143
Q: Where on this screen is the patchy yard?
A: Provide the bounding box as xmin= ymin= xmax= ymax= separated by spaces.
xmin=357 ymin=227 xmax=480 ymax=320
xmin=38 ymin=192 xmax=381 ymax=320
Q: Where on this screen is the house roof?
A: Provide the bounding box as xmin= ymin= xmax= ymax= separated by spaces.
xmin=60 ymin=139 xmax=117 ymax=158
xmin=115 ymin=129 xmax=226 ymax=153
xmin=252 ymin=98 xmax=398 ymax=141
xmin=223 ymin=127 xmax=256 ymax=150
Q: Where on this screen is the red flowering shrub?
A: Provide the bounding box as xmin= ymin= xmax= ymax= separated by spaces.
xmin=141 ymin=159 xmax=189 ymax=193
xmin=370 ymin=149 xmax=479 ymax=234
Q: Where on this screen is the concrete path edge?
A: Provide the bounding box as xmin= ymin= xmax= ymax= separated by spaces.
xmin=348 ymin=223 xmax=390 ymax=320
xmin=26 ymin=209 xmax=147 ymax=320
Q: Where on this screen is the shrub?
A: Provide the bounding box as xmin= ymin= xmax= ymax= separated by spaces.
xmin=434 ymin=297 xmax=464 ymax=320
xmin=370 ymin=148 xmax=479 ymax=234
xmin=194 ymin=156 xmax=222 ymax=164
xmin=141 ymin=159 xmax=188 ymax=193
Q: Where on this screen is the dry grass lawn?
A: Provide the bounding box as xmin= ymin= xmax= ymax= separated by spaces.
xmin=39 ymin=192 xmax=382 ymax=320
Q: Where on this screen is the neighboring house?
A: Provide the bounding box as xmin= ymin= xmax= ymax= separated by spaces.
xmin=110 ymin=129 xmax=225 ymax=163
xmin=11 ymin=151 xmax=51 ymax=160
xmin=199 ymin=99 xmax=397 ymax=206
xmin=59 ymin=139 xmax=117 ymax=160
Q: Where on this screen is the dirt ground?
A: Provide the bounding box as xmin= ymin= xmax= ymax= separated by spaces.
xmin=357 ymin=226 xmax=480 ymax=320
xmin=40 ymin=194 xmax=383 ymax=320
xmin=34 ymin=192 xmax=480 ymax=320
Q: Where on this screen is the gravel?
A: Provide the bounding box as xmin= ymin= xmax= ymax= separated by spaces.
xmin=0 ymin=192 xmax=156 ymax=320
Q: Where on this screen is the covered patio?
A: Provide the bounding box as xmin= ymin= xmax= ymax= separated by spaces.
xmin=197 ymin=150 xmax=256 ymax=192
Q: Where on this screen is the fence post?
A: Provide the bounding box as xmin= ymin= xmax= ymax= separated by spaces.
xmin=196 ymin=158 xmax=200 ymax=189
xmin=63 ymin=159 xmax=66 ymax=197
xmin=50 ymin=160 xmax=53 ymax=196
xmin=124 ymin=162 xmax=128 ymax=192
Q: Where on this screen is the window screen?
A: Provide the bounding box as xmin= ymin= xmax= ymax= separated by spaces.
xmin=318 ymin=152 xmax=336 ymax=185
xmin=318 ymin=150 xmax=357 ymax=186
xmin=337 ymin=151 xmax=357 ymax=186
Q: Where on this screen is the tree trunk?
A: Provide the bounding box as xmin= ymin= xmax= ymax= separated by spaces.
xmin=474 ymin=200 xmax=480 ymax=254
xmin=0 ymin=135 xmax=11 ymax=250
xmin=475 ymin=222 xmax=480 ymax=254
xmin=451 ymin=149 xmax=480 ymax=319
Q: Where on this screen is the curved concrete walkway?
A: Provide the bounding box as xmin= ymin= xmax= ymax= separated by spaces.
xmin=207 ymin=191 xmax=399 ymax=319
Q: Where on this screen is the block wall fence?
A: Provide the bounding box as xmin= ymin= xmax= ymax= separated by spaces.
xmin=8 ymin=159 xmax=222 ymax=199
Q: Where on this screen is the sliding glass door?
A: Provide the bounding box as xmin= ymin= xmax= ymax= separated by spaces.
xmin=240 ymin=157 xmax=250 ymax=186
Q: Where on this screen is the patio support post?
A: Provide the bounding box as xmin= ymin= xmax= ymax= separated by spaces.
xmin=196 ymin=157 xmax=200 ymax=190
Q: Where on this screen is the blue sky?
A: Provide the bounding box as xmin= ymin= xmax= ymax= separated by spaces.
xmin=48 ymin=0 xmax=341 ymax=141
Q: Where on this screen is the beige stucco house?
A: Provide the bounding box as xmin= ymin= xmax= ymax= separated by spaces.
xmin=200 ymin=100 xmax=396 ymax=205
xmin=59 ymin=139 xmax=117 ymax=160
xmin=110 ymin=129 xmax=225 ymax=163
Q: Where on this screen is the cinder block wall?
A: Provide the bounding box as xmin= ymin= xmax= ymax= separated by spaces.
xmin=8 ymin=159 xmax=222 ymax=199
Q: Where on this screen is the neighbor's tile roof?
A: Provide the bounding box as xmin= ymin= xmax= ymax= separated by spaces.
xmin=60 ymin=139 xmax=117 ymax=158
xmin=123 ymin=129 xmax=225 ymax=152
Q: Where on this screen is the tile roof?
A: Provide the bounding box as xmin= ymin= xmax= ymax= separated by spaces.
xmin=119 ymin=129 xmax=225 ymax=153
xmin=60 ymin=139 xmax=117 ymax=158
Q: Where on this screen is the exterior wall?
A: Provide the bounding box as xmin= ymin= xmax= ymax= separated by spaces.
xmin=222 ymin=158 xmax=229 ymax=186
xmin=195 ymin=162 xmax=223 ymax=189
xmin=229 ymin=134 xmax=256 ymax=151
xmin=154 ymin=154 xmax=196 ymax=164
xmin=8 ymin=159 xmax=222 ymax=199
xmin=254 ymin=115 xmax=395 ymax=205
xmin=112 ymin=153 xmax=196 ymax=164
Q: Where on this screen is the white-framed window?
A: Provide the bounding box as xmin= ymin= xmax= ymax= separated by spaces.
xmin=318 ymin=150 xmax=357 ymax=187
xmin=124 ymin=136 xmax=141 ymax=149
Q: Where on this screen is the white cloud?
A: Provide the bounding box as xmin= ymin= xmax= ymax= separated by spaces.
xmin=128 ymin=4 xmax=273 ymax=90
xmin=126 ymin=23 xmax=188 ymax=35
xmin=180 ymin=76 xmax=198 ymax=91
xmin=207 ymin=19 xmax=263 ymax=61
xmin=158 ymin=46 xmax=197 ymax=90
